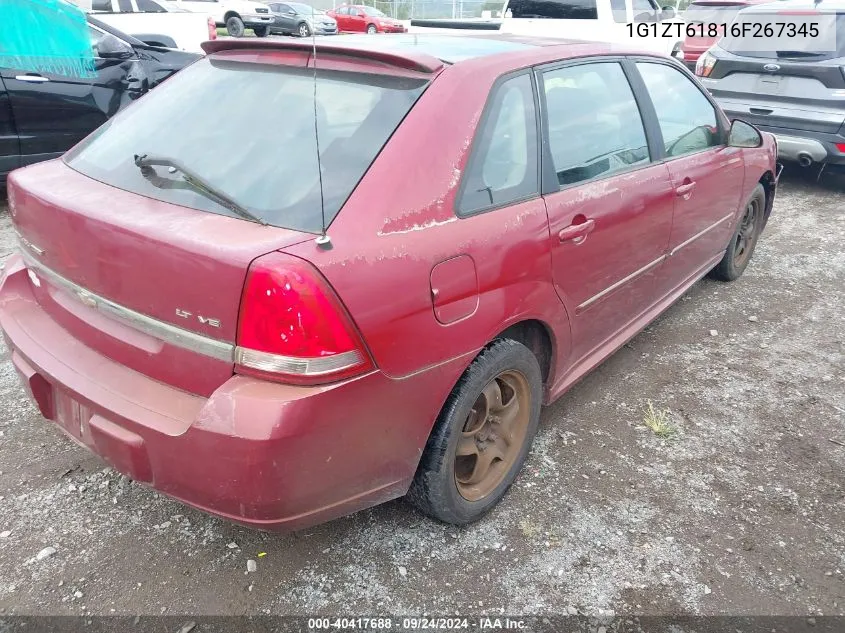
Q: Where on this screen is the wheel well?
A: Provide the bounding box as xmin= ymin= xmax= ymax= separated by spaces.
xmin=759 ymin=170 xmax=776 ymax=227
xmin=495 ymin=320 xmax=553 ymax=385
xmin=224 ymin=11 xmax=241 ymax=21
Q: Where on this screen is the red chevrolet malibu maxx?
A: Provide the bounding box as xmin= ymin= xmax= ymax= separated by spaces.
xmin=1 ymin=35 xmax=777 ymax=530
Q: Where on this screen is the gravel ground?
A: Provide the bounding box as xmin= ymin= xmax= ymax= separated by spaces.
xmin=0 ymin=166 xmax=842 ymax=618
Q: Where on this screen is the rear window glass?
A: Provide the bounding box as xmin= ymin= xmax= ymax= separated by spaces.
xmin=506 ymin=0 xmax=598 ymax=20
xmin=717 ymin=11 xmax=845 ymax=58
xmin=64 ymin=57 xmax=428 ymax=233
xmin=683 ymin=2 xmax=743 ymax=26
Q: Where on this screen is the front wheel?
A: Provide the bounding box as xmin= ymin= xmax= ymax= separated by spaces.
xmin=366 ymin=23 xmax=377 ymax=33
xmin=297 ymin=22 xmax=311 ymax=37
xmin=253 ymin=25 xmax=268 ymax=37
xmin=225 ymin=15 xmax=245 ymax=37
xmin=710 ymin=183 xmax=766 ymax=282
xmin=407 ymin=339 xmax=543 ymax=525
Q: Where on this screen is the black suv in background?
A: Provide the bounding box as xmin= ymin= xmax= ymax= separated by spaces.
xmin=0 ymin=17 xmax=199 ymax=181
xmin=696 ymin=0 xmax=845 ymax=168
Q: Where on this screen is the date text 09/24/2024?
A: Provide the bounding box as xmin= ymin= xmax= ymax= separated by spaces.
xmin=307 ymin=618 xmax=528 ymax=630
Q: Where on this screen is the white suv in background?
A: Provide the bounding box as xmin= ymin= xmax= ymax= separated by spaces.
xmin=164 ymin=0 xmax=275 ymax=36
xmin=410 ymin=0 xmax=685 ymax=58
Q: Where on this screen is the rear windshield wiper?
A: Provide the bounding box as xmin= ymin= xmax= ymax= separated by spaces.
xmin=133 ymin=154 xmax=267 ymax=226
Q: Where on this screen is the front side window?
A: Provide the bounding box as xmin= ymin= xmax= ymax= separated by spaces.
xmin=92 ymin=0 xmax=112 ymax=11
xmin=362 ymin=6 xmax=386 ymax=15
xmin=65 ymin=59 xmax=428 ymax=232
xmin=542 ymin=62 xmax=650 ymax=187
xmin=636 ymin=62 xmax=721 ymax=158
xmin=458 ymin=73 xmax=539 ymax=215
xmin=506 ymin=0 xmax=598 ymax=19
xmin=117 ymin=0 xmax=132 ymax=11
xmin=289 ymin=2 xmax=316 ymax=13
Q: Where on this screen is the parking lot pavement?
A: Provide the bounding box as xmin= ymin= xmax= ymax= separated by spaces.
xmin=0 ymin=166 xmax=842 ymax=617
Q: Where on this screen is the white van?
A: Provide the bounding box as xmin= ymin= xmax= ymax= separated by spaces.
xmin=409 ymin=0 xmax=685 ymax=58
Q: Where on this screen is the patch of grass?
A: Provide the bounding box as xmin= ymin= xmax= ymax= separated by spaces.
xmin=642 ymin=401 xmax=677 ymax=439
xmin=518 ymin=519 xmax=541 ymax=538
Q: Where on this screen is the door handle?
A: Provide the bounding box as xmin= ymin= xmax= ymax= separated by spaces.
xmin=675 ymin=181 xmax=696 ymax=197
xmin=15 ymin=74 xmax=49 ymax=83
xmin=749 ymin=107 xmax=772 ymax=115
xmin=558 ymin=218 xmax=595 ymax=244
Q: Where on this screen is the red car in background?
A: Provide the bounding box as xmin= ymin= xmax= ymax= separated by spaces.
xmin=327 ymin=4 xmax=407 ymax=32
xmin=1 ymin=35 xmax=777 ymax=531
xmin=681 ymin=0 xmax=772 ymax=69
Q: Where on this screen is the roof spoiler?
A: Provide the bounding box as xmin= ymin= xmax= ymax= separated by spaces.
xmin=200 ymin=39 xmax=444 ymax=74
xmin=409 ymin=19 xmax=502 ymax=30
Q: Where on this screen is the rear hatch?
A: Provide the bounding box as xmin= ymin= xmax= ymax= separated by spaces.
xmin=707 ymin=10 xmax=845 ymax=133
xmin=8 ymin=46 xmax=429 ymax=397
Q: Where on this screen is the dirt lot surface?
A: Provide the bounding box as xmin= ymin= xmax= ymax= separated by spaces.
xmin=0 ymin=167 xmax=842 ymax=618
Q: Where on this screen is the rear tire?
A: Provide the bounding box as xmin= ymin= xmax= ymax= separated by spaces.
xmin=710 ymin=183 xmax=766 ymax=282
xmin=225 ymin=15 xmax=245 ymax=37
xmin=366 ymin=23 xmax=377 ymax=33
xmin=407 ymin=339 xmax=542 ymax=525
xmin=253 ymin=25 xmax=268 ymax=37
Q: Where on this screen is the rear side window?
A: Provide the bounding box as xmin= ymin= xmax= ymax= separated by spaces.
xmin=610 ymin=0 xmax=627 ymax=23
xmin=636 ymin=62 xmax=721 ymax=157
xmin=65 ymin=59 xmax=428 ymax=233
xmin=632 ymin=0 xmax=658 ymax=22
xmin=506 ymin=0 xmax=598 ymax=19
xmin=542 ymin=62 xmax=650 ymax=187
xmin=137 ymin=0 xmax=167 ymax=11
xmin=92 ymin=0 xmax=112 ymax=10
xmin=458 ymin=73 xmax=539 ymax=215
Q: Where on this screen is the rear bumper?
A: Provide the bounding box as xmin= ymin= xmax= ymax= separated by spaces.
xmin=715 ymin=100 xmax=845 ymax=165
xmin=0 ymin=253 xmax=456 ymax=531
xmin=230 ymin=14 xmax=274 ymax=26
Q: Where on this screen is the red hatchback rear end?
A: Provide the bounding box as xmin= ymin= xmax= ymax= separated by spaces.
xmin=0 ymin=41 xmax=449 ymax=530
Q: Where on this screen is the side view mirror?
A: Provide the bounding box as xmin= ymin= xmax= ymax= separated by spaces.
xmin=661 ymin=5 xmax=676 ymax=19
xmin=357 ymin=11 xmax=366 ymax=16
xmin=286 ymin=9 xmax=295 ymax=14
xmin=728 ymin=119 xmax=763 ymax=148
xmin=92 ymin=32 xmax=135 ymax=59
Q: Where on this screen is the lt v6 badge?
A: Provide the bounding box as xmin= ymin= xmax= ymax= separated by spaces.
xmin=176 ymin=309 xmax=221 ymax=328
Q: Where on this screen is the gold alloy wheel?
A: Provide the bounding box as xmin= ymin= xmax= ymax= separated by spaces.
xmin=454 ymin=370 xmax=531 ymax=502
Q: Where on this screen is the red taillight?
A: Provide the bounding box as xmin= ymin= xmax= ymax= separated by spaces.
xmin=235 ymin=252 xmax=372 ymax=385
xmin=208 ymin=16 xmax=217 ymax=40
xmin=696 ymin=51 xmax=717 ymax=77
xmin=836 ymin=143 xmax=845 ymax=153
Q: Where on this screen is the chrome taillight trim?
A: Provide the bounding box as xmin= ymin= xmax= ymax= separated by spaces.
xmin=234 ymin=347 xmax=364 ymax=376
xmin=19 ymin=249 xmax=235 ymax=363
